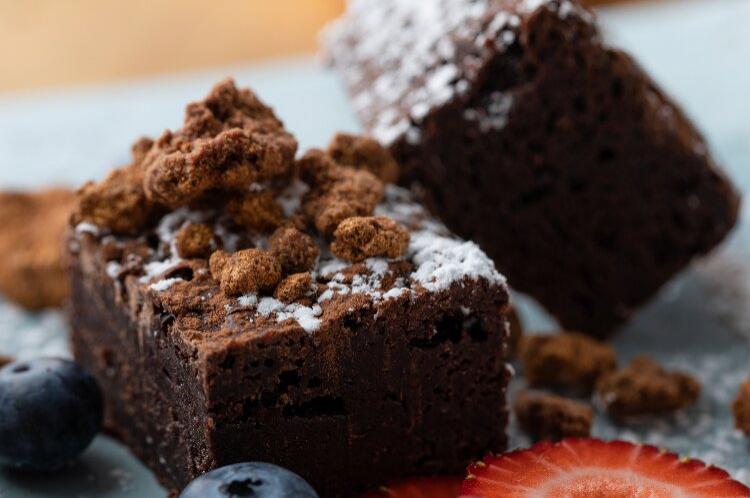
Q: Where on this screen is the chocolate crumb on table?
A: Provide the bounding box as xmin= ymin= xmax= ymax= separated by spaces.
xmin=732 ymin=377 xmax=750 ymax=436
xmin=0 ymin=355 xmax=13 ymax=369
xmin=0 ymin=188 xmax=76 ymax=310
xmin=595 ymin=356 xmax=700 ymax=419
xmin=519 ymin=332 xmax=617 ymax=393
xmin=514 ymin=390 xmax=592 ymax=441
xmin=323 ymin=0 xmax=740 ymax=338
xmin=67 ymin=79 xmax=511 ymax=498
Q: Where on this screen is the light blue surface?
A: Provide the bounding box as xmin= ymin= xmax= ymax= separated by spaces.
xmin=1 ymin=1 xmax=749 ymax=496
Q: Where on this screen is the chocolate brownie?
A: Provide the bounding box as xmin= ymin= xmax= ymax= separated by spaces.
xmin=323 ymin=0 xmax=740 ymax=336
xmin=68 ymin=80 xmax=511 ymax=497
xmin=0 ymin=188 xmax=76 ymax=310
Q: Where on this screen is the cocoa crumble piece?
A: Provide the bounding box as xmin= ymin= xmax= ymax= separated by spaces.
xmin=274 ymin=273 xmax=314 ymax=304
xmin=209 ymin=250 xmax=230 ymax=281
xmin=131 ymin=136 xmax=155 ymax=164
xmin=214 ymin=249 xmax=281 ymax=297
xmin=327 ymin=133 xmax=399 ymax=183
xmin=331 ymin=216 xmax=410 ymax=263
xmin=731 ymin=377 xmax=750 ymax=436
xmin=175 ymin=222 xmax=216 ymax=259
xmin=595 ymin=356 xmax=700 ymax=419
xmin=227 ymin=191 xmax=284 ymax=233
xmin=0 ymin=188 xmax=76 ymax=310
xmin=299 ymin=150 xmax=384 ymax=235
xmin=141 ymin=78 xmax=298 ymax=208
xmin=268 ymin=227 xmax=319 ymax=274
xmin=73 ymin=165 xmax=153 ymax=235
xmin=0 ymin=355 xmax=14 ymax=368
xmin=519 ymin=332 xmax=617 ymax=393
xmin=514 ymin=390 xmax=592 ymax=441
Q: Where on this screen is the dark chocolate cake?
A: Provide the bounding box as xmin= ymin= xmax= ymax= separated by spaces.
xmin=324 ymin=0 xmax=740 ymax=336
xmin=67 ymin=80 xmax=511 ymax=497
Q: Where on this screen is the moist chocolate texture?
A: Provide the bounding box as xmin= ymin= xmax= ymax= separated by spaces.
xmin=68 ymin=79 xmax=511 ymax=497
xmin=324 ymin=0 xmax=741 ymax=337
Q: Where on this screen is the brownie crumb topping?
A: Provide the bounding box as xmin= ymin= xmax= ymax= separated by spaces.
xmin=327 ymin=133 xmax=399 ymax=183
xmin=514 ymin=390 xmax=592 ymax=441
xmin=227 ymin=190 xmax=285 ymax=233
xmin=733 ymin=378 xmax=750 ymax=436
xmin=274 ymin=272 xmax=315 ymax=304
xmin=519 ymin=332 xmax=617 ymax=393
xmin=71 ymin=80 xmax=507 ymax=335
xmin=299 ymin=149 xmax=385 ymax=235
xmin=141 ymin=78 xmax=298 ymax=208
xmin=175 ymin=222 xmax=216 ymax=259
xmin=268 ymin=227 xmax=320 ymax=274
xmin=331 ymin=216 xmax=410 ymax=263
xmin=73 ymin=165 xmax=153 ymax=235
xmin=595 ymin=356 xmax=700 ymax=419
xmin=215 ymin=249 xmax=282 ymax=297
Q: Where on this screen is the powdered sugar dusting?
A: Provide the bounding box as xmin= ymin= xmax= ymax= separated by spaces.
xmin=324 ymin=0 xmax=592 ymax=146
xmin=149 ymin=278 xmax=183 ymax=292
xmin=410 ymin=231 xmax=506 ymax=292
xmin=256 ymin=297 xmax=323 ymax=333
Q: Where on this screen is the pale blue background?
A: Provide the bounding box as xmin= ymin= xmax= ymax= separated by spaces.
xmin=0 ymin=0 xmax=748 ymax=495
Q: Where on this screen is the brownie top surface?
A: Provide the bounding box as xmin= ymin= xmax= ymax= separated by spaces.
xmin=322 ymin=0 xmax=594 ymax=147
xmin=69 ymin=79 xmax=507 ymax=339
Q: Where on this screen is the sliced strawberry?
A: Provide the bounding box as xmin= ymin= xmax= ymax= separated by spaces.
xmin=460 ymin=438 xmax=750 ymax=497
xmin=361 ymin=477 xmax=462 ymax=498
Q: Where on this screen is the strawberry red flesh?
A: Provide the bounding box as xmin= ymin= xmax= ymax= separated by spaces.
xmin=460 ymin=438 xmax=750 ymax=498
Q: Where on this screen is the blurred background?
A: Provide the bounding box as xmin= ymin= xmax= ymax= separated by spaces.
xmin=1 ymin=0 xmax=624 ymax=94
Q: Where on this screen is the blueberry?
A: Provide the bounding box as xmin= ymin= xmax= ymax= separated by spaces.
xmin=0 ymin=357 xmax=103 ymax=471
xmin=180 ymin=462 xmax=319 ymax=498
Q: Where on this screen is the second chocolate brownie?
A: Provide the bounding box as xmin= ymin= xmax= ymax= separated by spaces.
xmin=324 ymin=0 xmax=740 ymax=336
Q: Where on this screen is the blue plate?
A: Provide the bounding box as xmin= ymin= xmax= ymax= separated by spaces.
xmin=1 ymin=1 xmax=749 ymax=495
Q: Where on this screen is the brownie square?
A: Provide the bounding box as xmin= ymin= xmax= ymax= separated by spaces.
xmin=68 ymin=81 xmax=510 ymax=497
xmin=324 ymin=0 xmax=740 ymax=336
